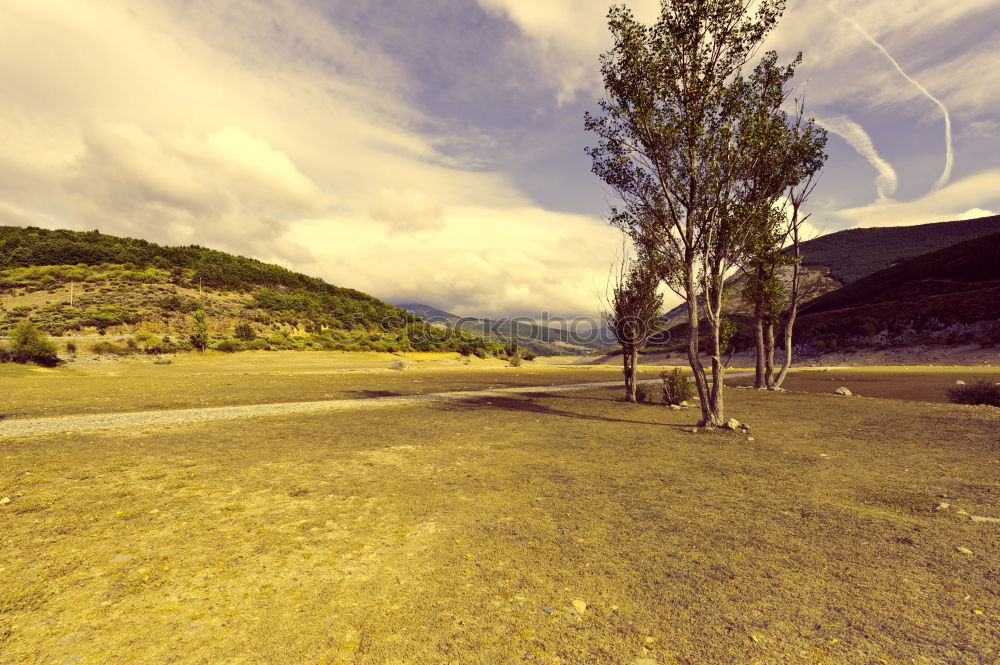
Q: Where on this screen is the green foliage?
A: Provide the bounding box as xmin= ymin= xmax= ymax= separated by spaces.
xmin=947 ymin=380 xmax=1000 ymax=407
xmin=90 ymin=341 xmax=130 ymax=356
xmin=522 ymin=351 xmax=537 ymax=362
xmin=233 ymin=323 xmax=256 ymax=341
xmin=213 ymin=338 xmax=243 ymax=353
xmin=508 ymin=354 xmax=522 ymax=367
xmin=4 ymin=322 xmax=59 ymax=366
xmin=635 ymin=384 xmax=654 ymax=404
xmin=190 ymin=310 xmax=209 ymax=352
xmin=661 ymin=368 xmax=695 ymax=406
xmin=798 ymin=215 xmax=1000 ymax=285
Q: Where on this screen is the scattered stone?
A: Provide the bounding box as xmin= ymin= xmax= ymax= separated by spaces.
xmin=955 ymin=380 xmax=966 ymax=385
xmin=111 ymin=554 xmax=135 ymax=563
xmin=956 ymin=546 xmax=973 ymax=555
xmin=0 ymin=497 xmax=9 ymax=506
xmin=970 ymin=515 xmax=1000 ymax=524
xmin=957 ymin=510 xmax=970 ymax=516
xmin=669 ymin=405 xmax=682 ymax=411
xmin=679 ymin=401 xmax=690 ymax=407
xmin=724 ymin=418 xmax=741 ymax=430
xmin=747 ymin=437 xmax=755 ymax=442
xmin=934 ymin=502 xmax=950 ymax=511
xmin=540 ymin=606 xmax=554 ymax=614
xmin=833 ymin=387 xmax=852 ymax=396
xmin=687 ymin=427 xmax=698 ymax=433
xmin=572 ymin=599 xmax=587 ymax=614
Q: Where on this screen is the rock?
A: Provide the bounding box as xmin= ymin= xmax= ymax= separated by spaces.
xmin=724 ymin=418 xmax=740 ymax=430
xmin=956 ymin=380 xmax=966 ymax=385
xmin=747 ymin=437 xmax=755 ymax=442
xmin=540 ymin=606 xmax=554 ymax=614
xmin=0 ymin=497 xmax=9 ymax=506
xmin=669 ymin=404 xmax=682 ymax=411
xmin=111 ymin=554 xmax=135 ymax=563
xmin=572 ymin=599 xmax=587 ymax=614
xmin=970 ymin=515 xmax=1000 ymax=524
xmin=934 ymin=502 xmax=950 ymax=511
xmin=687 ymin=427 xmax=698 ymax=433
xmin=833 ymin=387 xmax=852 ymax=396
xmin=679 ymin=401 xmax=690 ymax=407
xmin=956 ymin=546 xmax=973 ymax=555
xmin=956 ymin=510 xmax=970 ymax=516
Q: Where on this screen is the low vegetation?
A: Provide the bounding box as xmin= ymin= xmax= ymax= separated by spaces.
xmin=0 ymin=322 xmax=59 ymax=366
xmin=948 ymin=379 xmax=1000 ymax=407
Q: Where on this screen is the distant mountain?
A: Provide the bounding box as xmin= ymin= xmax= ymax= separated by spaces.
xmin=794 ymin=230 xmax=1000 ymax=345
xmin=797 ymin=214 xmax=1000 ymax=285
xmin=650 ymin=213 xmax=1000 ymax=354
xmin=395 ymin=302 xmax=608 ymax=356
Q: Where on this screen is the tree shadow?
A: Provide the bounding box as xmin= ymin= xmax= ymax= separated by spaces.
xmin=347 ymin=390 xmax=406 ymax=399
xmin=440 ymin=396 xmax=681 ymax=427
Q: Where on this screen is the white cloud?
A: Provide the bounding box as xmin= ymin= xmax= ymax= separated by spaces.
xmin=835 ymin=168 xmax=1000 ymax=228
xmin=816 ymin=115 xmax=898 ymax=201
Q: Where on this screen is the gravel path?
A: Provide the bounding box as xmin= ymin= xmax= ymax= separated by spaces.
xmin=0 ymin=378 xmax=700 ymax=439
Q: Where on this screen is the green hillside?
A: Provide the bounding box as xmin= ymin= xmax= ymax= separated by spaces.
xmin=0 ymin=226 xmax=495 ymax=355
xmin=798 ymin=214 xmax=1000 ymax=284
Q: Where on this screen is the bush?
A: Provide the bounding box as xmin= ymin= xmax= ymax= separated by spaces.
xmin=509 ymin=355 xmax=522 ymax=367
xmin=5 ymin=322 xmax=59 ymax=366
xmin=947 ymin=379 xmax=1000 ymax=407
xmin=91 ymin=340 xmax=130 ymax=356
xmin=635 ymin=384 xmax=654 ymax=403
xmin=390 ymin=359 xmax=407 ymax=370
xmin=234 ymin=323 xmax=256 ymax=341
xmin=65 ymin=341 xmax=77 ymax=354
xmin=522 ymin=351 xmax=537 ymax=361
xmin=245 ymin=338 xmax=271 ymax=351
xmin=213 ymin=338 xmax=243 ymax=353
xmin=661 ymin=368 xmax=695 ymax=405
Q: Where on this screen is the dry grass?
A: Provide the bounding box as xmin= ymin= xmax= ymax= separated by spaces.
xmin=1 ymin=374 xmax=998 ymax=664
xmin=0 ymin=351 xmax=666 ymax=419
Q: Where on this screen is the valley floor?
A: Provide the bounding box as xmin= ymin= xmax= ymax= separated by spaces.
xmin=1 ymin=354 xmax=998 ymax=664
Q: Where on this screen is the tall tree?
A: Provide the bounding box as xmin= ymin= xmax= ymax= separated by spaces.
xmin=605 ymin=253 xmax=663 ymax=403
xmin=586 ymin=0 xmax=796 ymax=426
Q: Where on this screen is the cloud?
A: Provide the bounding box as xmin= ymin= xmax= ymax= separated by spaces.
xmin=816 ymin=115 xmax=898 ymax=201
xmin=822 ymin=1 xmax=953 ymax=192
xmin=368 ymin=189 xmax=445 ymax=235
xmin=833 ymin=168 xmax=1000 ymax=228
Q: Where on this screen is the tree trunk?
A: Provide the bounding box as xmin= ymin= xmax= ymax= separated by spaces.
xmin=622 ymin=343 xmax=636 ymax=403
xmin=686 ymin=273 xmax=711 ymax=425
xmin=773 ymin=258 xmax=801 ymax=389
xmin=764 ymin=322 xmax=775 ymax=389
xmin=705 ymin=297 xmax=725 ymax=427
xmin=753 ymin=314 xmax=766 ymax=389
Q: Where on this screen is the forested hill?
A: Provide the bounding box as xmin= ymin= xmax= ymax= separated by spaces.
xmin=0 ymin=226 xmax=491 ymax=354
xmin=798 ymin=214 xmax=1000 ymax=284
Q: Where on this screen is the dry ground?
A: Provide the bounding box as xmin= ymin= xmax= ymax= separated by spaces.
xmin=0 ymin=352 xmax=668 ymax=420
xmin=1 ymin=362 xmax=998 ymax=664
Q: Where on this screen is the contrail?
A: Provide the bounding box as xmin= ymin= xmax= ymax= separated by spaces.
xmin=815 ymin=115 xmax=898 ymax=201
xmin=825 ymin=1 xmax=953 ymax=192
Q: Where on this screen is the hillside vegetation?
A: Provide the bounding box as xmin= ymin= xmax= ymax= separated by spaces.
xmin=795 ymin=230 xmax=1000 ymax=348
xmin=798 ymin=214 xmax=1000 ymax=284
xmin=0 ymin=226 xmax=495 ymax=355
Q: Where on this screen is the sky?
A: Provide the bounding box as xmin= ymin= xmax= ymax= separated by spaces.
xmin=1 ymin=0 xmax=997 ymax=317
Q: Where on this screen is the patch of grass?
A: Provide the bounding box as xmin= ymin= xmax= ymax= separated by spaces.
xmin=947 ymin=378 xmax=1000 ymax=406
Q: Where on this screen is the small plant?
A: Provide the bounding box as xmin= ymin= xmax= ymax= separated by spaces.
xmin=509 ymin=354 xmax=522 ymax=367
xmin=635 ymin=383 xmax=654 ymax=403
xmin=522 ymin=351 xmax=537 ymax=362
xmin=90 ymin=341 xmax=130 ymax=356
xmin=661 ymin=368 xmax=695 ymax=405
xmin=65 ymin=341 xmax=77 ymax=354
xmin=234 ymin=323 xmax=256 ymax=341
xmin=390 ymin=359 xmax=407 ymax=370
xmin=947 ymin=379 xmax=1000 ymax=407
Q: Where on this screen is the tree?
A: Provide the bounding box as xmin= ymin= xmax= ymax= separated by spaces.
xmin=605 ymin=252 xmax=663 ymax=403
xmin=737 ymin=96 xmax=827 ymax=389
xmin=5 ymin=322 xmax=59 ymax=366
xmin=586 ymin=0 xmax=796 ymax=426
xmin=190 ymin=309 xmax=209 ymax=352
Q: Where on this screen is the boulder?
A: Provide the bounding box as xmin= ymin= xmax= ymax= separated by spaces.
xmin=724 ymin=418 xmax=741 ymax=430
xmin=833 ymin=387 xmax=852 ymax=396
xmin=955 ymin=380 xmax=966 ymax=385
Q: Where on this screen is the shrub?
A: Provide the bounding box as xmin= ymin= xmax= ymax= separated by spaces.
xmin=509 ymin=354 xmax=522 ymax=367
xmin=213 ymin=338 xmax=243 ymax=353
xmin=65 ymin=341 xmax=77 ymax=354
xmin=234 ymin=323 xmax=256 ymax=341
xmin=947 ymin=379 xmax=1000 ymax=407
xmin=5 ymin=322 xmax=59 ymax=366
xmin=661 ymin=368 xmax=695 ymax=405
xmin=522 ymin=351 xmax=537 ymax=361
xmin=91 ymin=341 xmax=130 ymax=356
xmin=390 ymin=359 xmax=407 ymax=370
xmin=635 ymin=384 xmax=654 ymax=403
xmin=245 ymin=338 xmax=271 ymax=351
